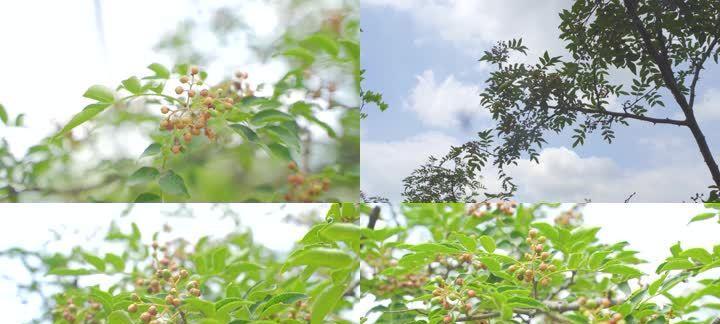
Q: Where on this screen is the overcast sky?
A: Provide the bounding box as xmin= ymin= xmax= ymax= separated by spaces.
xmin=360 ymin=0 xmax=720 ymax=202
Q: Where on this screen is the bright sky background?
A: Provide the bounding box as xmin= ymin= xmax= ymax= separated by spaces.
xmin=0 ymin=0 xmax=347 ymax=163
xmin=360 ymin=0 xmax=720 ymax=202
xmin=360 ymin=203 xmax=720 ymax=323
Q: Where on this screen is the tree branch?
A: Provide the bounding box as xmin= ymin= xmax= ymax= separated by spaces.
xmin=623 ymin=0 xmax=692 ymax=113
xmin=455 ymin=298 xmax=621 ymax=323
xmin=549 ymin=105 xmax=687 ymax=126
xmin=367 ymin=206 xmax=381 ymax=230
xmin=689 ymin=37 xmax=719 ymax=108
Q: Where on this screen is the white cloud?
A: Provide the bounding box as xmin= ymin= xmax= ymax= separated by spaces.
xmin=361 ymin=131 xmax=459 ymax=200
xmin=509 ymin=147 xmax=708 ymax=202
xmin=403 ymin=70 xmax=486 ymax=128
xmin=694 ymin=88 xmax=720 ymax=121
xmin=363 ymin=0 xmax=571 ymax=55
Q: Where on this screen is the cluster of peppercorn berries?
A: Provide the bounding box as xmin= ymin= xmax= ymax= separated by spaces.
xmin=58 ymin=298 xmax=102 ymax=323
xmin=287 ymin=300 xmax=312 ymax=322
xmin=126 ymin=240 xmax=201 ymax=324
xmin=425 ymin=253 xmax=490 ymax=324
xmin=284 ymin=162 xmax=330 ymax=202
xmin=555 ymin=209 xmax=583 ymax=227
xmin=467 ymin=201 xmax=518 ymax=218
xmin=159 ymin=66 xmax=253 ymax=155
xmin=575 ymin=296 xmax=622 ymax=323
xmin=507 ymin=228 xmax=556 ymax=286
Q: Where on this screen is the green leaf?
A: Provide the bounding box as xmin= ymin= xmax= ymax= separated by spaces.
xmin=158 ymin=171 xmax=190 ymax=198
xmin=82 ymin=253 xmax=107 ymax=272
xmin=285 ymin=248 xmax=353 ymax=269
xmin=339 ymin=39 xmax=359 ymax=61
xmin=689 ymin=212 xmax=716 ymax=223
xmin=478 ymin=235 xmax=496 ymax=253
xmin=128 ymin=167 xmax=159 ymax=186
xmin=266 ymin=143 xmax=293 ymax=161
xmin=258 ymin=293 xmax=308 ymax=315
xmin=658 ymin=259 xmax=695 ymax=272
xmin=108 ymin=310 xmax=134 ymax=324
xmin=601 ymin=265 xmax=643 ymax=278
xmin=140 ymin=143 xmax=162 ymax=158
xmin=281 ymin=47 xmax=316 ymax=65
xmin=105 ymin=253 xmax=125 ymax=271
xmin=14 ymin=113 xmax=24 ymax=127
xmin=263 ymin=125 xmax=301 ymax=152
xmin=680 ymin=248 xmax=712 ymax=264
xmin=229 ymin=124 xmax=259 ymax=142
xmin=184 ymin=297 xmax=215 ymax=317
xmin=134 ymin=192 xmax=161 ymax=203
xmin=83 ymin=85 xmax=115 ymax=103
xmin=147 ymin=63 xmax=170 ymax=79
xmin=301 ymin=34 xmax=340 ymax=56
xmin=648 ymin=273 xmax=667 ymax=295
xmin=507 ymin=296 xmax=547 ymax=310
xmin=226 ymin=261 xmax=264 ymax=273
xmin=477 ymin=257 xmax=501 ymax=272
xmin=311 ymin=283 xmax=346 ymax=324
xmin=47 ymin=268 xmax=95 ymax=276
xmin=55 ymin=103 xmax=111 ymax=137
xmin=402 ymin=243 xmax=462 ymax=254
xmin=251 ymin=109 xmax=294 ymax=125
xmin=567 ymin=253 xmax=584 ymax=269
xmin=319 ymin=223 xmax=362 ymax=244
xmin=0 ymin=103 xmax=7 ymax=124
xmin=121 ymin=76 xmax=142 ymax=94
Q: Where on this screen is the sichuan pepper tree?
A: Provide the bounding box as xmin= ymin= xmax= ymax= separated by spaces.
xmin=360 ymin=203 xmax=720 ymax=323
xmin=0 ymin=1 xmax=359 ymax=203
xmin=0 ymin=203 xmax=362 ymax=323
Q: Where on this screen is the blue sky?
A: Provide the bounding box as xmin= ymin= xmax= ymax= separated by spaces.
xmin=360 ymin=0 xmax=720 ymax=202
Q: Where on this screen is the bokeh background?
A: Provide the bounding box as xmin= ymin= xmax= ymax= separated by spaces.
xmin=0 ymin=0 xmax=360 ymax=202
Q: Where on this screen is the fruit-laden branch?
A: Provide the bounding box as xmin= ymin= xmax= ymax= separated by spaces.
xmin=455 ymin=298 xmax=621 ymax=323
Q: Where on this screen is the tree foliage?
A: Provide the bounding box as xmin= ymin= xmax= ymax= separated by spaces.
xmin=0 ymin=1 xmax=359 ymax=203
xmin=403 ymin=0 xmax=720 ymax=202
xmin=361 ymin=203 xmax=720 ymax=323
xmin=1 ymin=203 xmax=362 ymax=324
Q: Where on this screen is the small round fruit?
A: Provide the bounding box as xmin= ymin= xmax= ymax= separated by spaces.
xmin=161 ymin=106 xmax=170 ymax=114
xmin=203 ymin=97 xmax=213 ymax=106
xmin=183 ymin=132 xmax=192 ymax=143
xmin=601 ymin=298 xmax=611 ymax=308
xmin=466 ymin=290 xmax=476 ymax=298
xmin=148 ymin=305 xmax=158 ymax=315
xmin=180 ymin=76 xmax=190 ymax=84
xmin=127 ymin=303 xmax=138 ymax=313
xmin=188 ymin=89 xmax=196 ymax=97
xmin=175 ymin=86 xmax=184 ymax=95
xmin=528 ymin=228 xmax=539 ymax=238
xmin=171 ymin=145 xmax=181 ymax=154
xmin=140 ymin=312 xmax=152 ymax=323
xmin=190 ymin=66 xmax=199 ymax=75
